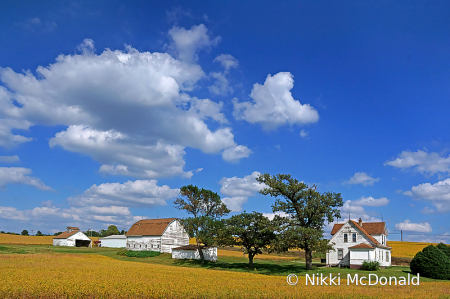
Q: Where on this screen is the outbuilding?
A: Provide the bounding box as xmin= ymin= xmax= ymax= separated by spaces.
xmin=53 ymin=226 xmax=92 ymax=247
xmin=171 ymin=245 xmax=217 ymax=262
xmin=126 ymin=218 xmax=189 ymax=253
xmin=98 ymin=235 xmax=127 ymax=248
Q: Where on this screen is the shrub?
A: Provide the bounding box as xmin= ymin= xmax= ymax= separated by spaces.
xmin=436 ymin=243 xmax=450 ymax=259
xmin=410 ymin=245 xmax=450 ymax=280
xmin=361 ymin=260 xmax=380 ymax=271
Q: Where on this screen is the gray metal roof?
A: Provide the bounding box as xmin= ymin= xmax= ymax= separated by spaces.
xmin=99 ymin=235 xmax=127 ymax=240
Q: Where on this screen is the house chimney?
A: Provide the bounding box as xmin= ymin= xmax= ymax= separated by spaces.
xmin=358 ymin=218 xmax=363 ymax=227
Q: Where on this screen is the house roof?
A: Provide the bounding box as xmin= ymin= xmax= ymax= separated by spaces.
xmin=53 ymin=230 xmax=80 ymax=239
xmin=172 ymin=245 xmax=212 ymax=251
xmin=330 ymin=220 xmax=391 ymax=249
xmin=126 ymin=218 xmax=177 ymax=236
xmin=331 ymin=221 xmax=386 ymax=235
xmin=349 ymin=243 xmax=374 ymax=249
xmin=67 ymin=226 xmax=79 ymax=230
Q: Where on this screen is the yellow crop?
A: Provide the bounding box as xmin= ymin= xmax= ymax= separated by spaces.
xmin=0 ymin=233 xmax=99 ymax=245
xmin=387 ymin=241 xmax=441 ymax=258
xmin=1 ymin=253 xmax=449 ymax=298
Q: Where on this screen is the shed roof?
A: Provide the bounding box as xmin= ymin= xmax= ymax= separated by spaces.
xmin=172 ymin=245 xmax=212 ymax=251
xmin=53 ymin=230 xmax=80 ymax=239
xmin=99 ymin=235 xmax=126 ymax=240
xmin=126 ymin=218 xmax=177 ymax=236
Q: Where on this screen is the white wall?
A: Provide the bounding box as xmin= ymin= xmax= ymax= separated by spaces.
xmin=53 ymin=231 xmax=91 ymax=247
xmin=127 ymin=236 xmax=161 ymax=251
xmin=100 ymin=237 xmax=126 ymax=248
xmin=172 ymin=247 xmax=217 ymax=262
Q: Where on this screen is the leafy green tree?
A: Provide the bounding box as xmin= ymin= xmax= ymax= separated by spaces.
xmin=99 ymin=229 xmax=107 ymax=237
xmin=174 ymin=185 xmax=230 ymax=262
xmin=106 ymin=225 xmax=120 ymax=236
xmin=410 ymin=245 xmax=450 ymax=280
xmin=53 ymin=231 xmax=63 ymax=236
xmin=222 ymin=211 xmax=276 ymax=269
xmin=21 ymin=230 xmax=29 ymax=236
xmin=436 ymin=243 xmax=450 ymax=260
xmin=36 ymin=231 xmax=43 ymax=236
xmin=257 ymin=173 xmax=343 ymax=270
xmin=0 ymin=231 xmax=5 ymax=234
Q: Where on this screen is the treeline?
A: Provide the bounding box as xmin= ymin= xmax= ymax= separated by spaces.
xmin=2 ymin=225 xmax=127 ymax=237
xmin=175 ymin=173 xmax=343 ymax=269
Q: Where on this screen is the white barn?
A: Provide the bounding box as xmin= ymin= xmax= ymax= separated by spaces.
xmin=172 ymin=245 xmax=217 ymax=262
xmin=126 ymin=218 xmax=189 ymax=253
xmin=326 ymin=218 xmax=391 ymax=269
xmin=98 ymin=235 xmax=126 ymax=248
xmin=53 ymin=227 xmax=92 ymax=247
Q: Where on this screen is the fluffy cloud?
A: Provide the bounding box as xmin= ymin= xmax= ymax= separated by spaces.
xmin=168 ymin=24 xmax=220 ymax=62
xmin=68 ymin=180 xmax=180 ymax=208
xmin=219 ymin=171 xmax=266 ymax=211
xmin=395 ymin=219 xmax=432 ymax=233
xmin=350 ymin=196 xmax=389 ymax=206
xmin=300 ymin=129 xmax=309 ymax=138
xmin=208 ymin=54 xmax=239 ymax=96
xmin=0 ymin=33 xmax=250 ymax=177
xmin=233 ymin=72 xmax=319 ymax=130
xmin=222 ymin=145 xmax=252 ymax=162
xmin=0 ymin=167 xmax=52 ymax=191
xmin=0 ymin=155 xmax=20 ymax=163
xmin=214 ymin=54 xmax=239 ymax=72
xmin=343 ymin=172 xmax=379 ymax=186
xmin=404 ymin=178 xmax=450 ymax=213
xmin=385 ymin=150 xmax=450 ymax=175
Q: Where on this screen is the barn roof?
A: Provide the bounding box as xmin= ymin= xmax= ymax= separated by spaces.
xmin=53 ymin=230 xmax=80 ymax=239
xmin=126 ymin=218 xmax=177 ymax=236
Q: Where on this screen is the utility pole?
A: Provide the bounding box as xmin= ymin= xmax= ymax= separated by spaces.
xmin=401 ymin=230 xmax=403 ymax=242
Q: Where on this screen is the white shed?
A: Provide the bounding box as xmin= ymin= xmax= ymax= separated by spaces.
xmin=98 ymin=235 xmax=126 ymax=248
xmin=53 ymin=227 xmax=92 ymax=247
xmin=126 ymin=218 xmax=189 ymax=253
xmin=172 ymin=245 xmax=217 ymax=262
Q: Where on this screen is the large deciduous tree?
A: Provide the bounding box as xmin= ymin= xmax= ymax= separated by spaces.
xmin=174 ymin=185 xmax=230 ymax=262
xmin=222 ymin=211 xmax=276 ymax=269
xmin=257 ymin=173 xmax=343 ymax=270
xmin=106 ymin=225 xmax=120 ymax=236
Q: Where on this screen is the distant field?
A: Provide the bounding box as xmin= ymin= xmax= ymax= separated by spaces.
xmin=0 ymin=233 xmax=99 ymax=245
xmin=387 ymin=241 xmax=440 ymax=258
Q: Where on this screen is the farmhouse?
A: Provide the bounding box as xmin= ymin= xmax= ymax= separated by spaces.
xmin=172 ymin=245 xmax=217 ymax=262
xmin=326 ymin=218 xmax=391 ymax=269
xmin=98 ymin=235 xmax=126 ymax=248
xmin=53 ymin=226 xmax=92 ymax=247
xmin=126 ymin=218 xmax=189 ymax=253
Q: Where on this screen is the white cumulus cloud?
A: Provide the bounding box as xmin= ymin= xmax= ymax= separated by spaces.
xmin=395 ymin=219 xmax=432 ymax=233
xmin=233 ymin=72 xmax=319 ymax=130
xmin=0 ymin=167 xmax=52 ymax=191
xmin=384 ymin=150 xmax=450 ymax=175
xmin=350 ymin=196 xmax=389 ymax=206
xmin=222 ymin=145 xmax=252 ymax=162
xmin=343 ymin=172 xmax=379 ymax=186
xmin=0 ymin=155 xmax=20 ymax=163
xmin=405 ymin=178 xmax=450 ymax=213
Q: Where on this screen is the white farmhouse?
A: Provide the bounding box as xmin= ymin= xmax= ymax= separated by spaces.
xmin=172 ymin=245 xmax=217 ymax=262
xmin=98 ymin=235 xmax=126 ymax=248
xmin=126 ymin=218 xmax=189 ymax=253
xmin=326 ymin=218 xmax=391 ymax=269
xmin=53 ymin=226 xmax=92 ymax=247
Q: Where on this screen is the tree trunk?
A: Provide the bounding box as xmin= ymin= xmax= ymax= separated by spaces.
xmin=305 ymin=248 xmax=313 ymax=270
xmin=197 ymin=240 xmax=205 ymax=262
xmin=248 ymin=254 xmax=254 ymax=269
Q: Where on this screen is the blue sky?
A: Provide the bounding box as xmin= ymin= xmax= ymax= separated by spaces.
xmin=1 ymin=1 xmax=450 ymax=242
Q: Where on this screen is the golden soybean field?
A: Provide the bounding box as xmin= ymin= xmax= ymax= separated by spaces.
xmin=1 ymin=253 xmax=450 ymax=299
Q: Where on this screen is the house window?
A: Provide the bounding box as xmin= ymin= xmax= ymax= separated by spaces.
xmin=338 ymin=249 xmax=343 ymax=260
xmin=344 ymin=234 xmax=348 ymax=243
xmin=386 ymin=252 xmax=389 ymax=261
xmin=352 ymin=233 xmax=356 ymax=242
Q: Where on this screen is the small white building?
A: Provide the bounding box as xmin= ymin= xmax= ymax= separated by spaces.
xmin=98 ymin=235 xmax=126 ymax=248
xmin=326 ymin=218 xmax=391 ymax=269
xmin=172 ymin=245 xmax=217 ymax=262
xmin=53 ymin=226 xmax=92 ymax=247
xmin=126 ymin=218 xmax=189 ymax=253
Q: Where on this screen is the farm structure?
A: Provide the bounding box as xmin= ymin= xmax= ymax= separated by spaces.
xmin=98 ymin=235 xmax=126 ymax=248
xmin=53 ymin=226 xmax=92 ymax=247
xmin=126 ymin=218 xmax=189 ymax=253
xmin=326 ymin=218 xmax=391 ymax=269
xmin=172 ymin=245 xmax=217 ymax=262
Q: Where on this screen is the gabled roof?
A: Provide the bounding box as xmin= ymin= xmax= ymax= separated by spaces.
xmin=126 ymin=218 xmax=177 ymax=236
xmin=331 ymin=221 xmax=386 ymax=235
xmin=330 ymin=220 xmax=392 ymax=248
xmin=53 ymin=230 xmax=80 ymax=239
xmin=349 ymin=243 xmax=374 ymax=249
xmin=67 ymin=226 xmax=79 ymax=230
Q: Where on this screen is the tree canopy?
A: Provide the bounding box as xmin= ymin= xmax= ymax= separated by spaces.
xmin=106 ymin=225 xmax=120 ymax=236
xmin=174 ymin=185 xmax=230 ymax=261
xmin=256 ymin=173 xmax=343 ymax=270
xmin=222 ymin=211 xmax=276 ymax=269
xmin=21 ymin=230 xmax=29 ymax=236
